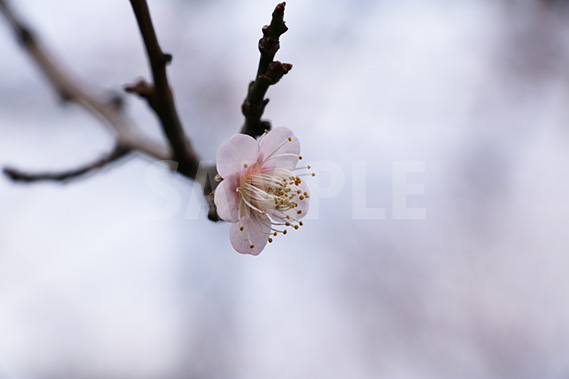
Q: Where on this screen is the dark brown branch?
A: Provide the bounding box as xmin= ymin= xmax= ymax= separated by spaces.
xmin=128 ymin=0 xmax=200 ymax=179
xmin=4 ymin=145 xmax=130 ymax=183
xmin=241 ymin=2 xmax=292 ymax=137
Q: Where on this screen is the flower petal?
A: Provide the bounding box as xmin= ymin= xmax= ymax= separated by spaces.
xmin=214 ymin=174 xmax=239 ymax=223
xmin=230 ymin=209 xmax=271 ymax=255
xmin=259 ymin=127 xmax=300 ymax=170
xmin=217 ymin=133 xmax=260 ymax=178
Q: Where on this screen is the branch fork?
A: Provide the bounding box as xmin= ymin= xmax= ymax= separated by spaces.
xmin=1 ymin=0 xmax=293 ymax=222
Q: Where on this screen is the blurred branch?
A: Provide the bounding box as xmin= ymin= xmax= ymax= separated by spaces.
xmin=3 ymin=145 xmax=130 ymax=183
xmin=241 ymin=2 xmax=292 ymax=137
xmin=0 ymin=0 xmax=171 ymax=162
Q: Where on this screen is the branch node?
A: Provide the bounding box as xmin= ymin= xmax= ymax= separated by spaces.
xmin=108 ymin=95 xmax=124 ymax=111
xmin=16 ymin=25 xmax=34 ymax=46
xmin=162 ymin=53 xmax=172 ymax=64
xmin=124 ymin=78 xmax=157 ymax=106
xmin=259 ymin=61 xmax=292 ymax=84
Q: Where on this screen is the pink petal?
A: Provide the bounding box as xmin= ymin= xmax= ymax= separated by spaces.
xmin=259 ymin=127 xmax=300 ymax=170
xmin=229 ymin=208 xmax=271 ymax=256
xmin=214 ymin=174 xmax=240 ymax=223
xmin=217 ymin=133 xmax=260 ymax=178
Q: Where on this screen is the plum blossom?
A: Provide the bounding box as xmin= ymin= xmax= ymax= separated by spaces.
xmin=214 ymin=127 xmax=312 ymax=255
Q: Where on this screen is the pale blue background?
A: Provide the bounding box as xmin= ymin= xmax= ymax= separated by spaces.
xmin=1 ymin=0 xmax=569 ymax=378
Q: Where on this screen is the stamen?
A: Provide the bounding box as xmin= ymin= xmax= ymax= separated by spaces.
xmin=263 ymin=153 xmax=301 ymax=164
xmin=240 ymin=193 xmax=267 ymax=215
xmin=262 ymin=139 xmax=291 ymax=161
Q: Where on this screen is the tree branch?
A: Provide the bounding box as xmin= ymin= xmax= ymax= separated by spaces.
xmin=0 ymin=0 xmax=171 ymax=162
xmin=3 ymin=145 xmax=130 ymax=183
xmin=241 ymin=2 xmax=292 ymax=137
xmin=1 ymin=1 xmax=292 ymax=222
xmin=127 ymin=0 xmax=200 ymax=179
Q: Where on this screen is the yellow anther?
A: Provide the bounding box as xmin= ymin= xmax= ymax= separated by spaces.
xmin=283 ymin=230 xmax=288 ymax=235
xmin=268 ymin=238 xmax=273 ymax=243
xmin=311 ymin=173 xmax=316 ymax=176
xmin=285 ymin=222 xmax=291 ymax=226
xmin=294 ymin=225 xmax=299 ymax=230
xmin=288 ymin=137 xmax=292 ymax=142
xmin=307 ymin=165 xmax=311 ymax=169
xmin=297 ymin=210 xmax=302 ymax=214
xmin=299 ymin=196 xmax=304 ymax=200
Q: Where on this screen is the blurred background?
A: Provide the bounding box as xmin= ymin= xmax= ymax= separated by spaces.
xmin=2 ymin=0 xmax=569 ymax=378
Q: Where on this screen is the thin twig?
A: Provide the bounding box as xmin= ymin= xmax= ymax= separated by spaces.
xmin=127 ymin=0 xmax=200 ymax=179
xmin=241 ymin=2 xmax=292 ymax=137
xmin=3 ymin=145 xmax=130 ymax=183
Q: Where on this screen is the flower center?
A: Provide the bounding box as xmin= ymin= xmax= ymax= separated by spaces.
xmin=239 ymin=167 xmax=302 ymax=215
xmin=234 ymin=133 xmax=314 ymax=247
